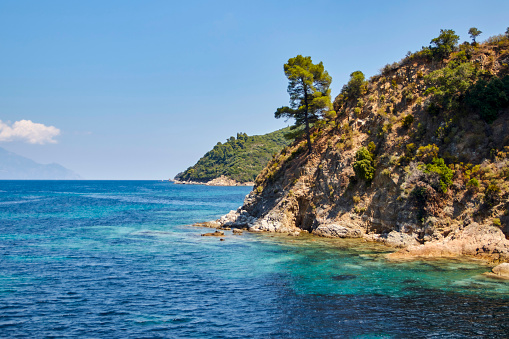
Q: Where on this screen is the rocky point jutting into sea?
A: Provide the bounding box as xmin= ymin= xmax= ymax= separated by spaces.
xmin=200 ymin=33 xmax=509 ymax=266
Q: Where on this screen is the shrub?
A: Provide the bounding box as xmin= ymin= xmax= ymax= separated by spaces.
xmin=353 ymin=147 xmax=376 ymax=182
xmin=416 ymin=144 xmax=439 ymax=162
xmin=429 ymin=29 xmax=460 ymax=60
xmin=466 ymin=178 xmax=480 ymax=190
xmin=352 ymin=195 xmax=361 ymax=204
xmin=484 ymin=182 xmax=501 ymax=207
xmin=402 ymin=114 xmax=414 ymax=128
xmin=425 ymin=61 xmax=477 ymax=111
xmin=423 ymin=158 xmax=454 ymax=193
xmin=464 ymin=75 xmax=509 ymax=123
xmin=341 ymin=71 xmax=367 ymax=100
xmin=493 ymin=218 xmax=501 ymax=227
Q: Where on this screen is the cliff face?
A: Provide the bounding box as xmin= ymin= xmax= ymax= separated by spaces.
xmin=217 ymin=36 xmax=509 ymax=262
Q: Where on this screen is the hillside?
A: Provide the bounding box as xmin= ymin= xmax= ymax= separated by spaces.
xmin=175 ymin=127 xmax=293 ymax=183
xmin=0 ymin=147 xmax=81 ymax=180
xmin=212 ymin=30 xmax=509 ymax=262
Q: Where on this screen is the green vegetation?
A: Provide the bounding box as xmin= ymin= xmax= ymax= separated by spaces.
xmin=423 ymin=158 xmax=454 ymax=193
xmin=425 ymin=61 xmax=477 ymax=111
xmin=465 ymin=75 xmax=509 ymax=123
xmin=275 ymin=55 xmax=334 ymax=153
xmin=341 ymin=71 xmax=367 ymax=101
xmin=468 ymin=27 xmax=482 ymax=44
xmin=402 ymin=114 xmax=414 ymax=128
xmin=175 ymin=128 xmax=293 ymax=183
xmin=353 ymin=146 xmax=376 ymax=182
xmin=427 ymin=29 xmax=460 ymax=60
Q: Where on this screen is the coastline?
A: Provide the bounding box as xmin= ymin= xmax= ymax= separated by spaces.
xmin=172 ymin=175 xmax=254 ymax=187
xmin=192 ymin=205 xmax=509 ymax=278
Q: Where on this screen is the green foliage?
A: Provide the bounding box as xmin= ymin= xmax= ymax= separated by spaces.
xmin=275 ymin=55 xmax=334 ymax=153
xmin=353 ymin=147 xmax=376 ymax=182
xmin=176 ymin=127 xmax=293 ymax=183
xmin=402 ymin=114 xmax=414 ymax=128
xmin=429 ymin=29 xmax=460 ymax=60
xmin=468 ymin=27 xmax=482 ymax=44
xmin=423 ymin=158 xmax=454 ymax=193
xmin=341 ymin=71 xmax=367 ymax=100
xmin=493 ymin=218 xmax=501 ymax=227
xmin=425 ymin=61 xmax=477 ymax=111
xmin=485 ymin=181 xmax=501 ymax=207
xmin=466 ymin=177 xmax=480 ymax=189
xmin=464 ymin=75 xmax=509 ymax=123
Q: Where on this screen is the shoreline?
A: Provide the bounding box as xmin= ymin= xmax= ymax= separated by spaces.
xmin=172 ymin=175 xmax=254 ymax=187
xmin=191 ymin=210 xmax=509 ymax=278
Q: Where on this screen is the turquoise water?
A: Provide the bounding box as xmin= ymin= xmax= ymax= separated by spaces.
xmin=0 ymin=180 xmax=508 ymax=337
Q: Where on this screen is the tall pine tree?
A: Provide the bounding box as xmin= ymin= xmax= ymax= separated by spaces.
xmin=275 ymin=55 xmax=334 ymax=153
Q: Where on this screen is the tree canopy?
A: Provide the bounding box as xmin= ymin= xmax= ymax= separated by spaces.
xmin=468 ymin=27 xmax=482 ymax=44
xmin=341 ymin=71 xmax=367 ymax=100
xmin=429 ymin=29 xmax=460 ymax=59
xmin=275 ymin=55 xmax=334 ymax=153
xmin=175 ymin=127 xmax=293 ymax=183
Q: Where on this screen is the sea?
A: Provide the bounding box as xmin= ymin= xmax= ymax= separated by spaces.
xmin=0 ymin=180 xmax=508 ymax=338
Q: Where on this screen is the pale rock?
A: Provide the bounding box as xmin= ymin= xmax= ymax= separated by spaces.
xmin=382 ymin=231 xmax=420 ymax=248
xmin=492 ymin=263 xmax=509 ymax=278
xmin=313 ymin=223 xmax=363 ymax=238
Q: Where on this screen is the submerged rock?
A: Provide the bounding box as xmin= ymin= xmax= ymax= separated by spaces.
xmin=201 ymin=231 xmax=224 ymax=237
xmin=492 ymin=263 xmax=509 ymax=278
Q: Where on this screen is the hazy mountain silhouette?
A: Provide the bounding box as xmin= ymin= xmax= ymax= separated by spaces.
xmin=0 ymin=147 xmax=81 ymax=179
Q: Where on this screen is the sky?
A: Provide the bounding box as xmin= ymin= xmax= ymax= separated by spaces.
xmin=1 ymin=0 xmax=508 ymax=179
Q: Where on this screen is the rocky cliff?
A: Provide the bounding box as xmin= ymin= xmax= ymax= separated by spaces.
xmin=213 ymin=33 xmax=509 ymax=263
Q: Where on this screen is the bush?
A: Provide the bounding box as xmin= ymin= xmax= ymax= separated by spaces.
xmin=353 ymin=147 xmax=376 ymax=182
xmin=402 ymin=114 xmax=414 ymax=128
xmin=341 ymin=71 xmax=367 ymax=100
xmin=484 ymin=182 xmax=501 ymax=207
xmin=429 ymin=29 xmax=460 ymax=60
xmin=416 ymin=144 xmax=439 ymax=162
xmin=464 ymin=75 xmax=509 ymax=123
xmin=425 ymin=61 xmax=477 ymax=111
xmin=493 ymin=218 xmax=501 ymax=227
xmin=423 ymin=157 xmax=454 ymax=193
xmin=466 ymin=178 xmax=480 ymax=190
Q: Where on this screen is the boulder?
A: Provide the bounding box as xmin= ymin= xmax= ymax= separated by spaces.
xmin=383 ymin=231 xmax=420 ymax=248
xmin=313 ymin=223 xmax=363 ymax=238
xmin=492 ymin=263 xmax=509 ymax=278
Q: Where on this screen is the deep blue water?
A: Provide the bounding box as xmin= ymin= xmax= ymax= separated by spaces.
xmin=0 ymin=180 xmax=508 ymax=338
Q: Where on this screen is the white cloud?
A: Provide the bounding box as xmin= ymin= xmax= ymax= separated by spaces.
xmin=0 ymin=120 xmax=61 ymax=144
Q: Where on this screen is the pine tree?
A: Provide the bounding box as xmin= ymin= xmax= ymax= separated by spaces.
xmin=275 ymin=55 xmax=334 ymax=153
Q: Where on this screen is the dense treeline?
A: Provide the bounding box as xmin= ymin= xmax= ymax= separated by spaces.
xmin=175 ymin=127 xmax=293 ymax=183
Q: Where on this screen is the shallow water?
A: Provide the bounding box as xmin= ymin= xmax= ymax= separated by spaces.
xmin=0 ymin=180 xmax=508 ymax=337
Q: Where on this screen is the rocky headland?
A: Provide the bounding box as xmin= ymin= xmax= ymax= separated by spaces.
xmin=201 ymin=33 xmax=509 ymax=264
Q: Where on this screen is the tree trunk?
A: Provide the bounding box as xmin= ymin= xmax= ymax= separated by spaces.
xmin=304 ymin=88 xmax=312 ymax=153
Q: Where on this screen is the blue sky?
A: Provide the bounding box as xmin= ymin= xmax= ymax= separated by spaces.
xmin=1 ymin=0 xmax=508 ymax=179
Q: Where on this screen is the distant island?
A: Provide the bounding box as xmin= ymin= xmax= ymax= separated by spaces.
xmin=0 ymin=147 xmax=80 ymax=180
xmin=174 ymin=127 xmax=293 ymax=185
